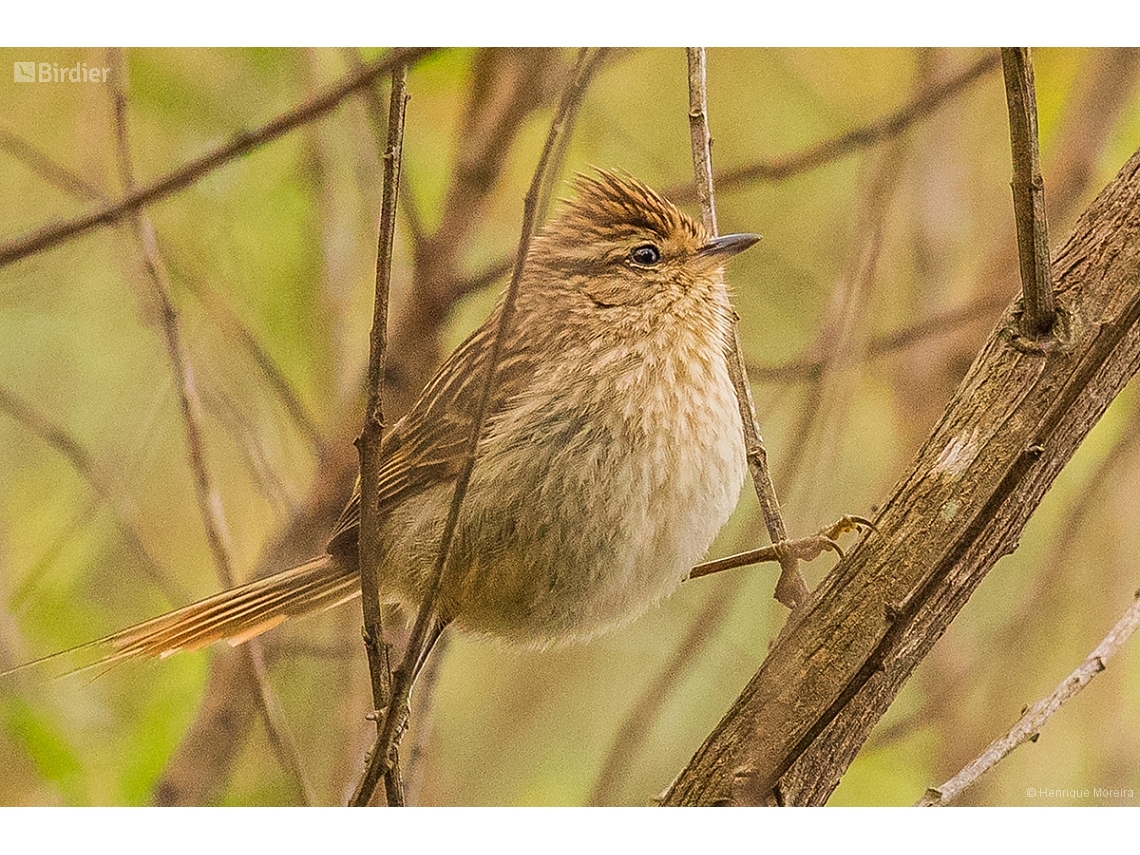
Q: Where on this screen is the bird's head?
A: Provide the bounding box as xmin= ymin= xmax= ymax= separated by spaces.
xmin=526 ymin=170 xmax=760 ymax=314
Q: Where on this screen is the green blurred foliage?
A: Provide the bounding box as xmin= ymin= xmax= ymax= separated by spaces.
xmin=0 ymin=47 xmax=1138 ymax=806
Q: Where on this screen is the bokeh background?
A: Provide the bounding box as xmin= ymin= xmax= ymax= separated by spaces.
xmin=1 ymin=47 xmax=1139 ymax=806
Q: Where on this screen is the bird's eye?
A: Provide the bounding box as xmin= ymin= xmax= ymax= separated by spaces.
xmin=629 ymin=244 xmax=662 ymax=266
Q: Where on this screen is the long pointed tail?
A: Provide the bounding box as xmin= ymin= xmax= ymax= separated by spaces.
xmin=105 ymin=555 xmax=361 ymax=665
xmin=6 ymin=555 xmax=361 ymax=676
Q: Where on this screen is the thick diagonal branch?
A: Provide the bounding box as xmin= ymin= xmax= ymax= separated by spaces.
xmin=664 ymin=146 xmax=1140 ymax=806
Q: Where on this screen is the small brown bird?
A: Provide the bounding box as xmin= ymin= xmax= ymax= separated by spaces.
xmin=41 ymin=171 xmax=761 ymax=670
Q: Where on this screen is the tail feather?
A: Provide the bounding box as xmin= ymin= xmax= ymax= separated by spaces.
xmin=104 ymin=555 xmax=360 ymax=664
xmin=3 ymin=555 xmax=361 ymax=677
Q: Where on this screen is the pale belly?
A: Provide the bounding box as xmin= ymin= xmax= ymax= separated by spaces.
xmin=433 ymin=353 xmax=746 ymax=647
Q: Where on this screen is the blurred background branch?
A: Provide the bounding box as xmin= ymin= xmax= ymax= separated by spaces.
xmin=2 ymin=47 xmax=1138 ymax=807
xmin=0 ymin=48 xmax=436 ymax=267
xmin=107 ymin=47 xmax=314 ymax=805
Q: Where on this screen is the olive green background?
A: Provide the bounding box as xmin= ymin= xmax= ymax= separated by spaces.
xmin=1 ymin=47 xmax=1138 ymax=805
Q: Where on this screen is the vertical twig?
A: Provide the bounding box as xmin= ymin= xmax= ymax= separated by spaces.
xmin=108 ymin=48 xmax=315 ymax=806
xmin=349 ymin=47 xmax=599 ymax=808
xmin=308 ymin=46 xmax=573 ymax=804
xmin=918 ymin=591 xmax=1140 ymax=806
xmin=1001 ymin=47 xmax=1056 ymax=337
xmin=685 ymin=47 xmax=806 ymax=608
xmin=686 ymin=49 xmax=718 ymax=236
xmin=356 ymin=63 xmax=409 ymax=808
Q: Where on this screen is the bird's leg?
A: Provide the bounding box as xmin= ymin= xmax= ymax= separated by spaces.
xmin=688 ymin=514 xmax=876 ymax=582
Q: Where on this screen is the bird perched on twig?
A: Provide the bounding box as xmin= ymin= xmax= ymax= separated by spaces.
xmin=16 ymin=170 xmax=764 ymax=673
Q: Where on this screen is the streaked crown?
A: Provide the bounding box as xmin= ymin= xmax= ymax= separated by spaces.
xmin=550 ymin=171 xmax=706 ymax=247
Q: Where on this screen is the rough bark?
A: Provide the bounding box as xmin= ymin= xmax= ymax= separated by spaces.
xmin=663 ymin=146 xmax=1140 ymax=806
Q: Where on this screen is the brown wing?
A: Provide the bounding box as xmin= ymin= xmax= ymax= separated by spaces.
xmin=326 ymin=315 xmax=533 ymax=557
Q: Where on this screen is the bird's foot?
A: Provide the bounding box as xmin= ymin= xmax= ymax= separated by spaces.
xmin=689 ymin=514 xmax=876 ymax=608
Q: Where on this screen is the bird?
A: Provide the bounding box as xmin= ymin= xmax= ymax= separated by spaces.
xmin=17 ymin=170 xmax=761 ymax=673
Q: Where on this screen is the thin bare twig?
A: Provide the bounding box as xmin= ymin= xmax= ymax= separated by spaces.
xmin=350 ymin=51 xmax=590 ymax=805
xmin=671 ymin=51 xmax=1000 ymax=201
xmin=687 ymin=49 xmax=719 ymax=235
xmin=0 ymin=47 xmax=435 ymax=269
xmin=918 ymin=590 xmax=1140 ymax=806
xmin=356 ymin=63 xmax=409 ymax=808
xmin=1001 ymin=47 xmax=1056 ymax=337
xmin=349 ymin=47 xmax=600 ymax=808
xmin=109 ymin=50 xmax=314 ymax=806
xmin=686 ymin=46 xmax=805 ymax=608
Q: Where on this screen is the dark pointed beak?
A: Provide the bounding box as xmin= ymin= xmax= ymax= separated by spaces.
xmin=698 ymin=232 xmax=762 ymax=260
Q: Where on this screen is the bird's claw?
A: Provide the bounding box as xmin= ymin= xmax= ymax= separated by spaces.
xmin=822 ymin=513 xmax=878 ymax=541
xmin=770 ymin=514 xmax=875 ymax=609
xmin=774 ymin=514 xmax=876 ymax=564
